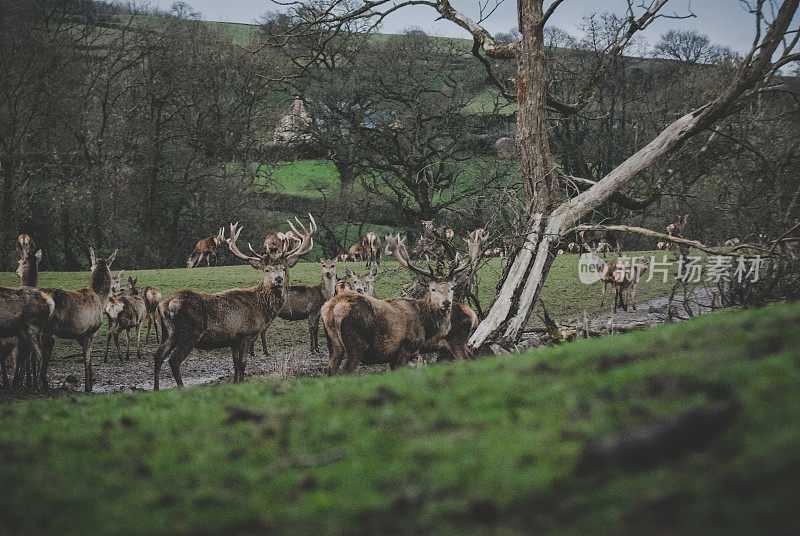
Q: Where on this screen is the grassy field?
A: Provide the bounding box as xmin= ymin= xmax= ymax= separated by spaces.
xmin=0 ymin=251 xmax=680 ymax=359
xmin=0 ymin=299 xmax=797 ymax=534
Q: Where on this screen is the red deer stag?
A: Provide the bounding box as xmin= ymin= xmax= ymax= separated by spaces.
xmin=187 ymin=228 xmax=224 ymax=268
xmin=267 ymin=257 xmax=338 ymax=354
xmin=361 ymin=232 xmax=382 ymax=267
xmin=154 ymin=215 xmax=315 ymax=390
xmin=104 ymin=276 xmax=147 ymax=362
xmin=40 ymin=248 xmax=117 ymax=392
xmin=321 ymin=230 xmax=481 ymax=375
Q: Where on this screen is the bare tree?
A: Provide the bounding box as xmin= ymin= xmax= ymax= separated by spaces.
xmin=275 ymin=0 xmax=800 ymax=349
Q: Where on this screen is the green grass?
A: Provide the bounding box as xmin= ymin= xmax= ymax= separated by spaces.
xmin=255 ymin=160 xmax=340 ymax=198
xmin=1 ymin=299 xmax=798 ymax=534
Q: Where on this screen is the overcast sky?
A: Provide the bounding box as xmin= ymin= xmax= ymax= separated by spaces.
xmin=141 ymin=0 xmax=759 ymax=54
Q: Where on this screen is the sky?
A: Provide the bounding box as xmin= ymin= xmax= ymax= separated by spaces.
xmin=142 ymin=0 xmax=759 ymax=54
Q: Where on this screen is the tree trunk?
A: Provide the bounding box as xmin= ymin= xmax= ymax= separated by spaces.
xmin=468 ymin=0 xmax=559 ymax=347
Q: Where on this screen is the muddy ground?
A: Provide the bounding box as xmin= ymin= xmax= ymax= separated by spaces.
xmin=1 ymin=287 xmax=720 ymax=404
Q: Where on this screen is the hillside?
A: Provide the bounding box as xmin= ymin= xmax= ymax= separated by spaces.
xmin=1 ymin=300 xmax=798 ymax=534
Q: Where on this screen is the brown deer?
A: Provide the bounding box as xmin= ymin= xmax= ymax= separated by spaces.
xmin=344 ymin=266 xmax=378 ymax=296
xmin=15 ymin=234 xmax=36 ymax=259
xmin=412 ymin=236 xmax=445 ymax=261
xmin=589 ymin=251 xmax=650 ymax=313
xmin=268 ymin=257 xmax=338 ymax=354
xmin=347 ymin=242 xmax=365 ymax=262
xmin=154 ymin=215 xmax=315 ymax=390
xmin=334 ymin=281 xmax=352 ymax=294
xmin=579 ymin=229 xmax=621 ymax=253
xmin=187 ymin=228 xmax=224 ymax=268
xmin=361 ymin=232 xmax=382 ymax=267
xmin=40 ymin=248 xmax=117 ymax=392
xmin=1 ymin=240 xmax=50 ymax=390
xmin=667 ymin=214 xmax=689 ymax=237
xmin=421 ymin=220 xmax=454 ymax=242
xmin=263 ymin=230 xmax=300 ymax=260
xmin=104 ymin=276 xmax=147 ymax=362
xmin=321 ymin=231 xmax=480 ymax=375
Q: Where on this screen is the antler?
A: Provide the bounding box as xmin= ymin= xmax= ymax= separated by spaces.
xmin=385 ymin=233 xmax=437 ymax=280
xmin=225 ymin=222 xmax=264 ymax=263
xmin=449 ymin=228 xmax=489 ymax=280
xmin=283 ymin=214 xmax=316 ymax=267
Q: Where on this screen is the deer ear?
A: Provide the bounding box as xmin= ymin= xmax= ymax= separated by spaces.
xmin=248 ymin=259 xmax=264 ymax=270
xmin=35 ymin=249 xmax=42 ymax=262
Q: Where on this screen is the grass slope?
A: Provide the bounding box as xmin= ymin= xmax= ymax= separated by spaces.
xmin=1 ymin=301 xmax=798 ymax=534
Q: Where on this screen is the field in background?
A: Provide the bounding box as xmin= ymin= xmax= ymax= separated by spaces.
xmin=1 ymin=300 xmax=797 ymax=534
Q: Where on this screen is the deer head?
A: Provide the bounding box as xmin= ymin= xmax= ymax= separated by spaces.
xmin=344 ymin=266 xmax=377 ymax=296
xmin=385 ymin=230 xmax=484 ymax=309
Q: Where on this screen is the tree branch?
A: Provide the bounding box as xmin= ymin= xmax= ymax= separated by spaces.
xmin=571 ymin=224 xmax=775 ymax=256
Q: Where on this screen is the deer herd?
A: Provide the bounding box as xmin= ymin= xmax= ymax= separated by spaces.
xmin=1 ymin=213 xmax=713 ymax=394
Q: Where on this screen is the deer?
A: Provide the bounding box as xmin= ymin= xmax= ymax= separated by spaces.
xmin=133 ymin=282 xmax=163 ymax=344
xmin=153 ymin=215 xmax=315 ymax=390
xmin=588 ymin=250 xmax=650 ymax=313
xmin=412 ymin=236 xmax=445 ymax=261
xmin=321 ymin=230 xmax=481 ymax=375
xmin=15 ymin=234 xmax=36 ymax=259
xmin=1 ymin=240 xmax=50 ymax=390
xmin=667 ymin=214 xmax=689 ymax=237
xmin=268 ymin=257 xmax=338 ymax=354
xmin=346 ymin=242 xmax=365 ymax=262
xmin=335 ymin=281 xmax=353 ymax=295
xmin=187 ymin=228 xmax=224 ymax=268
xmin=724 ymin=237 xmax=741 ymax=247
xmin=567 ymin=242 xmax=579 ymax=254
xmin=263 ymin=230 xmax=300 ymax=260
xmin=39 ymin=248 xmax=117 ymax=392
xmin=421 ymin=220 xmax=454 ymax=242
xmin=343 ymin=266 xmax=378 ymax=296
xmin=361 ymin=232 xmax=382 ymax=267
xmin=104 ymin=276 xmax=147 ymax=362
xmin=579 ymin=229 xmax=621 ymax=253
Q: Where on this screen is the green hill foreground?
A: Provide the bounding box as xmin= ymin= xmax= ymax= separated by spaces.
xmin=1 ymin=301 xmax=799 ymax=535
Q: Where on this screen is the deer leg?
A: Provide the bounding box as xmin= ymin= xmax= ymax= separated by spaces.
xmin=114 ymin=331 xmax=122 ymax=362
xmin=257 ymin=330 xmax=266 ymax=357
xmin=600 ymin=281 xmax=607 ymax=308
xmin=124 ymin=328 xmax=131 ymax=360
xmin=168 ymin=345 xmax=193 ymax=388
xmin=236 ymin=342 xmax=249 ymax=382
xmin=40 ymin=336 xmax=54 ymax=390
xmin=104 ymin=328 xmax=113 ymax=363
xmin=136 ymin=322 xmax=142 ymax=360
xmin=309 ymin=314 xmax=319 ymax=353
xmin=145 ymin=315 xmax=153 ymax=345
xmin=1 ymin=345 xmax=9 ymax=389
xmin=153 ymin=337 xmax=178 ymax=391
xmin=12 ymin=339 xmax=26 ymax=388
xmin=631 ymin=284 xmax=638 ymax=310
xmin=79 ymin=335 xmax=94 ymax=393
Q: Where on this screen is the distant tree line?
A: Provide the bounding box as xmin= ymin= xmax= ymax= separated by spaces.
xmin=1 ymin=0 xmax=797 ymax=271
